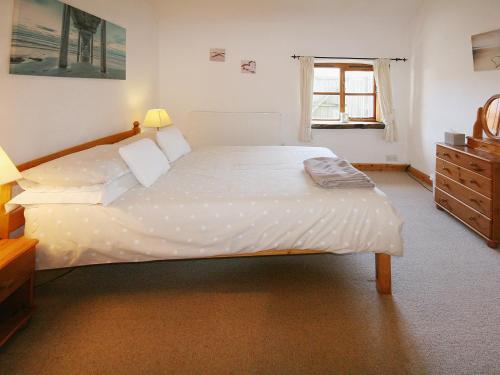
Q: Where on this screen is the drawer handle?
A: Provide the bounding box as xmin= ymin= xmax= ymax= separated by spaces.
xmin=0 ymin=279 xmax=15 ymax=290
xmin=469 ymin=163 xmax=484 ymax=172
xmin=469 ymin=216 xmax=478 ymax=223
xmin=440 ymin=199 xmax=452 ymax=211
xmin=442 ymin=167 xmax=451 ymax=173
xmin=443 ymin=152 xmax=451 ymax=157
xmin=443 ymin=182 xmax=450 ymax=189
xmin=470 ymin=180 xmax=480 ymax=186
xmin=470 ymin=198 xmax=481 ymax=206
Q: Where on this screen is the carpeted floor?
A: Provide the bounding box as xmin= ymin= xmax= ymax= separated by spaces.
xmin=1 ymin=172 xmax=499 ymax=375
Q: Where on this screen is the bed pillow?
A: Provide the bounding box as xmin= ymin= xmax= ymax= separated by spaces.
xmin=7 ymin=173 xmax=139 ymax=211
xmin=22 ymin=144 xmax=130 ymax=187
xmin=156 ymin=126 xmax=192 ymax=162
xmin=118 ymin=139 xmax=170 ymax=187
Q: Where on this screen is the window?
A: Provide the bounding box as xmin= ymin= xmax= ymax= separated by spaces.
xmin=312 ymin=63 xmax=377 ymax=123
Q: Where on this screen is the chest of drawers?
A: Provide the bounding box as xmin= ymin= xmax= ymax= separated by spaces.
xmin=435 ymin=143 xmax=500 ymax=248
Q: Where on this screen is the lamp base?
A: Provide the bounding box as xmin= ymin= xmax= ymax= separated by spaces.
xmin=0 ymin=184 xmax=12 ymax=209
xmin=0 ymin=183 xmax=13 ymax=239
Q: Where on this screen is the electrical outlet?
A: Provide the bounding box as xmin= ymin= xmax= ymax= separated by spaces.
xmin=385 ymin=154 xmax=398 ymax=162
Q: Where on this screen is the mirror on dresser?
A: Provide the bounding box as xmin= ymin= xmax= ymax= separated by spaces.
xmin=435 ymin=94 xmax=500 ymax=249
xmin=468 ymin=94 xmax=500 ymax=154
xmin=484 ymin=96 xmax=500 ymax=139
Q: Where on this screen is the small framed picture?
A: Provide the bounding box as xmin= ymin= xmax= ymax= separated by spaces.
xmin=209 ymin=48 xmax=226 ymax=62
xmin=241 ymin=60 xmax=256 ymax=74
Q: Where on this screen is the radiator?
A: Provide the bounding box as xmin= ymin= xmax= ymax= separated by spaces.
xmin=183 ymin=111 xmax=283 ymax=148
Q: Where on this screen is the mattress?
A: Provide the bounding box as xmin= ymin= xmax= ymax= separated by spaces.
xmin=24 ymin=146 xmax=404 ymax=270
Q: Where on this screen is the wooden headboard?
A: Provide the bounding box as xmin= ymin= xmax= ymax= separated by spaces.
xmin=0 ymin=122 xmax=141 ymax=239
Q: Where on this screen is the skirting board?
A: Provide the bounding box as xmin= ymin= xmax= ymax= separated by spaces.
xmin=352 ymin=163 xmax=409 ymax=172
xmin=407 ymin=166 xmax=433 ymax=186
xmin=353 ymin=163 xmax=433 ymax=187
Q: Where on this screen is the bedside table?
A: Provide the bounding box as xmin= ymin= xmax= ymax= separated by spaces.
xmin=0 ymin=237 xmax=38 ymax=347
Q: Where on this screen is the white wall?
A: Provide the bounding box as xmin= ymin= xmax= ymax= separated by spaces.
xmin=155 ymin=0 xmax=420 ymax=164
xmin=0 ymin=0 xmax=158 ymax=164
xmin=409 ymin=0 xmax=500 ymax=176
xmin=10 ymin=0 xmax=492 ymax=172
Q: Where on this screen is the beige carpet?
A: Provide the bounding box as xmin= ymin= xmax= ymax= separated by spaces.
xmin=1 ymin=172 xmax=499 ymax=375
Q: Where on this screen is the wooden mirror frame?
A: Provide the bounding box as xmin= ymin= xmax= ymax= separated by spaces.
xmin=473 ymin=94 xmax=500 ymax=141
xmin=469 ymin=94 xmax=500 ymax=154
xmin=482 ymin=94 xmax=500 ymax=140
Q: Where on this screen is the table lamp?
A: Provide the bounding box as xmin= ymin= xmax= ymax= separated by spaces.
xmin=0 ymin=146 xmax=22 ymax=212
xmin=143 ymin=109 xmax=173 ymax=131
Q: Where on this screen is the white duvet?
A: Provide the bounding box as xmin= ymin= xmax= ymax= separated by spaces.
xmin=24 ymin=146 xmax=404 ymax=270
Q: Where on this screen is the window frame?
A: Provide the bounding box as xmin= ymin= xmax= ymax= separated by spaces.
xmin=312 ymin=62 xmax=377 ymax=122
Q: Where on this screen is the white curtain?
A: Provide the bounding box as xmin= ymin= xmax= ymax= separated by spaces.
xmin=299 ymin=56 xmax=315 ymax=142
xmin=373 ymin=59 xmax=397 ymax=142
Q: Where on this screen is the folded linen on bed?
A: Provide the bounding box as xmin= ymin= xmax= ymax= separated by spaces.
xmin=304 ymin=157 xmax=375 ymax=189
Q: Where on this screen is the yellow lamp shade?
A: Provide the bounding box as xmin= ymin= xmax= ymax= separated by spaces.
xmin=0 ymin=147 xmax=22 ymax=185
xmin=143 ymin=109 xmax=173 ymax=129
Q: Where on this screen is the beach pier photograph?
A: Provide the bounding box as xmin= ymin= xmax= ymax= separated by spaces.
xmin=9 ymin=0 xmax=126 ymax=80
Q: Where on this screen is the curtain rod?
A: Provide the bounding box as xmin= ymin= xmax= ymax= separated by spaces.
xmin=291 ymin=54 xmax=407 ymax=62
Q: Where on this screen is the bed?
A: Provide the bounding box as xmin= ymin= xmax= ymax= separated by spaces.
xmin=1 ymin=123 xmax=403 ymax=294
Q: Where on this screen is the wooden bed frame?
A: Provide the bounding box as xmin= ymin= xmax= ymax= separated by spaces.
xmin=0 ymin=122 xmax=392 ymax=295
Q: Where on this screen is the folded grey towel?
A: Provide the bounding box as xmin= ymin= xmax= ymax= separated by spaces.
xmin=303 ymin=157 xmax=375 ymax=189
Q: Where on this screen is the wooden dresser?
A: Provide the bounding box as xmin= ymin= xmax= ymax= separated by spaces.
xmin=435 ymin=143 xmax=500 ymax=248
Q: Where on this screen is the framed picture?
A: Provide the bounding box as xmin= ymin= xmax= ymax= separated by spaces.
xmin=241 ymin=60 xmax=256 ymax=74
xmin=471 ymin=28 xmax=500 ymax=72
xmin=209 ymin=48 xmax=225 ymax=62
xmin=9 ymin=0 xmax=126 ymax=80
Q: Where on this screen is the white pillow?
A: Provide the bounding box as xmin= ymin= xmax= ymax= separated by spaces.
xmin=22 ymin=144 xmax=130 ymax=187
xmin=156 ymin=126 xmax=192 ymax=162
xmin=7 ymin=173 xmax=139 ymax=211
xmin=118 ymin=139 xmax=170 ymax=187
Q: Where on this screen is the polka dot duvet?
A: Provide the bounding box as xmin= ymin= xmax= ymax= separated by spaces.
xmin=24 ymin=146 xmax=404 ymax=270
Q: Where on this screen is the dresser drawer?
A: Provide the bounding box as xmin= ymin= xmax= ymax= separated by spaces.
xmin=0 ymin=246 xmax=35 ymax=303
xmin=435 ymin=173 xmax=492 ymax=217
xmin=435 ymin=188 xmax=491 ymax=238
xmin=436 ymin=158 xmax=492 ymax=198
xmin=436 ymin=145 xmax=492 ymax=178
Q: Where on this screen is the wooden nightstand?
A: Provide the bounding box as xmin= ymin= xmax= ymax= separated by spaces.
xmin=0 ymin=237 xmax=38 ymax=347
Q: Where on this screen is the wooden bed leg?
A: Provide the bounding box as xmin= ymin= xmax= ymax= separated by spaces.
xmin=486 ymin=240 xmax=498 ymax=249
xmin=375 ymin=253 xmax=392 ymax=295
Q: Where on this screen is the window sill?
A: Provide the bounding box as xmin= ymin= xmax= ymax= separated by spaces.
xmin=311 ymin=121 xmax=385 ymax=130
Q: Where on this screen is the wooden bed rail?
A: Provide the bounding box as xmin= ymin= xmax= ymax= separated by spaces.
xmin=17 ymin=121 xmax=140 ymax=172
xmin=216 ymin=249 xmax=392 ymax=294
